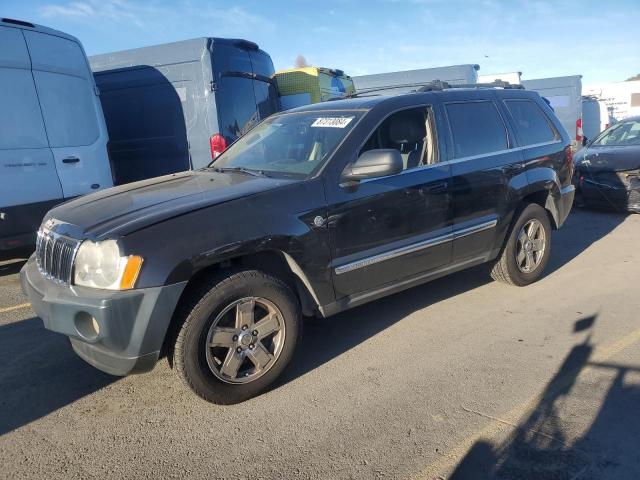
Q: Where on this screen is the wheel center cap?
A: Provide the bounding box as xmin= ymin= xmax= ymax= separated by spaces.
xmin=524 ymin=241 xmax=532 ymax=251
xmin=239 ymin=332 xmax=253 ymax=347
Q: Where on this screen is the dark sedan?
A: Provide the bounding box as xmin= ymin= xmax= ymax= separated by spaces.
xmin=574 ymin=116 xmax=640 ymax=213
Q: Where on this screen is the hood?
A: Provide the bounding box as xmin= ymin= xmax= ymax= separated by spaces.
xmin=577 ymin=145 xmax=640 ymax=172
xmin=47 ymin=170 xmax=297 ymax=239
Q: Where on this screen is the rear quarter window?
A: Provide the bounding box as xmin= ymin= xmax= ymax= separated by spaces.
xmin=445 ymin=101 xmax=508 ymax=158
xmin=505 ymin=99 xmax=557 ymax=145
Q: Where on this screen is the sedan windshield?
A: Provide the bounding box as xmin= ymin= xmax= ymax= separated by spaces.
xmin=593 ymin=119 xmax=640 ymax=147
xmin=210 ymin=110 xmax=363 ymax=178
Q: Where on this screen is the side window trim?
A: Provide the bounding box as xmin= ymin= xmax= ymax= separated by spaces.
xmin=502 ymin=98 xmax=560 ymax=147
xmin=443 ymin=99 xmax=513 ymax=161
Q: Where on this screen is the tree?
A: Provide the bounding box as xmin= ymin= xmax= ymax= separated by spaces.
xmin=625 ymin=74 xmax=640 ymax=81
xmin=294 ymin=55 xmax=309 ymax=68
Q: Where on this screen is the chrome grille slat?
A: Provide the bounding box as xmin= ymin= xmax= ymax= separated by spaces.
xmin=35 ymin=227 xmax=81 ymax=284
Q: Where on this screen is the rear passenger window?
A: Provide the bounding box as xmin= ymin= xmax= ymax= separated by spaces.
xmin=445 ymin=101 xmax=508 ymax=158
xmin=505 ymin=99 xmax=556 ymax=145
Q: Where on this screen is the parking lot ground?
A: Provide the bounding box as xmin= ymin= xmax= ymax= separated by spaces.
xmin=1 ymin=208 xmax=639 ymax=480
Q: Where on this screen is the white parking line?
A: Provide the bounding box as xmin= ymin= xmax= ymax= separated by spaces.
xmin=0 ymin=303 xmax=31 ymax=314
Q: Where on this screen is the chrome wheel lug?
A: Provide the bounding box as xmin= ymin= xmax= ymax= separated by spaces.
xmin=252 ymin=330 xmax=258 ymax=336
xmin=236 ymin=346 xmax=242 ymax=353
xmin=232 ymin=335 xmax=238 ymax=342
xmin=241 ymin=325 xmax=248 ymax=331
xmin=249 ymin=344 xmax=255 ymax=350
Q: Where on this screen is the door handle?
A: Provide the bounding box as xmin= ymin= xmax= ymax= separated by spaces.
xmin=423 ymin=181 xmax=449 ymax=193
xmin=62 ymin=157 xmax=80 ymax=164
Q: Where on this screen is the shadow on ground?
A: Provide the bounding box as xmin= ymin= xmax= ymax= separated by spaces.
xmin=449 ymin=316 xmax=640 ymax=479
xmin=0 ymin=317 xmax=117 ymax=436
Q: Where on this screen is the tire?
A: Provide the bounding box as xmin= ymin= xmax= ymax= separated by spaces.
xmin=173 ymin=270 xmax=301 ymax=404
xmin=490 ymin=203 xmax=552 ymax=287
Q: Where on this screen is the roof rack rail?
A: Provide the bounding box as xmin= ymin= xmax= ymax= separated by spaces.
xmin=414 ymin=79 xmax=524 ymax=91
xmin=329 ymin=79 xmax=525 ymax=101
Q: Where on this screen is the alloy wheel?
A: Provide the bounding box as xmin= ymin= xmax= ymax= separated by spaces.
xmin=516 ymin=219 xmax=546 ymax=273
xmin=205 ymin=297 xmax=285 ymax=384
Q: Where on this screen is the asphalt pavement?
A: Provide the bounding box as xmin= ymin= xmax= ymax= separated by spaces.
xmin=1 ymin=208 xmax=639 ymax=479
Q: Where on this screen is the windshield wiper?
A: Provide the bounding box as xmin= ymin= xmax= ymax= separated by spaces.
xmin=213 ymin=166 xmax=270 ymax=177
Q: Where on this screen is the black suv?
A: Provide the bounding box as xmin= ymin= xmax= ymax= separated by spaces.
xmin=21 ymin=86 xmax=575 ymax=404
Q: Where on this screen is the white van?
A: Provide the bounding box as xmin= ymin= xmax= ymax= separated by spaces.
xmin=352 ymin=64 xmax=480 ymax=95
xmin=521 ymin=75 xmax=583 ymax=148
xmin=581 ymin=95 xmax=611 ymax=143
xmin=0 ymin=18 xmax=112 ymax=256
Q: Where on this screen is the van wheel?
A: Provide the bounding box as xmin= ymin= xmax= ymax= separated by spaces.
xmin=490 ymin=203 xmax=552 ymax=286
xmin=173 ymin=270 xmax=301 ymax=404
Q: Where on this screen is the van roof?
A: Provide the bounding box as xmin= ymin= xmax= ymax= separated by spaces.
xmin=90 ymin=37 xmax=269 ymax=72
xmin=0 ymin=17 xmax=82 ymax=44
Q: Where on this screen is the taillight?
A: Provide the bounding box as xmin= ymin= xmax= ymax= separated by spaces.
xmin=575 ymin=118 xmax=583 ymax=142
xmin=565 ymin=145 xmax=574 ymax=176
xmin=210 ymin=133 xmax=227 ymax=159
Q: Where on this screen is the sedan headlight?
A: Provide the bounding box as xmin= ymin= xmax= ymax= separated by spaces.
xmin=74 ymin=240 xmax=143 ymax=290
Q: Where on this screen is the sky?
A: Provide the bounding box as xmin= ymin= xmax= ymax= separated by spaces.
xmin=4 ymin=0 xmax=640 ymax=85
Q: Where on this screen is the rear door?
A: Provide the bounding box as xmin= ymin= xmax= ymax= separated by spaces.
xmin=23 ymin=30 xmax=112 ymax=198
xmin=445 ymin=93 xmax=522 ymax=263
xmin=0 ymin=26 xmax=63 ymax=244
xmin=212 ymin=43 xmax=279 ymax=145
xmin=248 ymin=50 xmax=279 ymax=121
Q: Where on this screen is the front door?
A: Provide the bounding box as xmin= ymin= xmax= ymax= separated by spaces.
xmin=325 ymin=105 xmax=453 ymax=299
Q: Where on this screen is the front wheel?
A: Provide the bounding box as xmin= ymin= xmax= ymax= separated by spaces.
xmin=490 ymin=203 xmax=552 ymax=286
xmin=173 ymin=270 xmax=301 ymax=404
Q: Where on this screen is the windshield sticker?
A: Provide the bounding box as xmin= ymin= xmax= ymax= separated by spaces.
xmin=311 ymin=117 xmax=354 ymax=128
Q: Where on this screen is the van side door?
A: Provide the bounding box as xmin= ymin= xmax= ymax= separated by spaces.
xmin=0 ymin=26 xmax=63 ymax=249
xmin=444 ymin=93 xmax=523 ymax=264
xmin=325 ymin=103 xmax=453 ymax=299
xmin=23 ymin=30 xmax=113 ymax=198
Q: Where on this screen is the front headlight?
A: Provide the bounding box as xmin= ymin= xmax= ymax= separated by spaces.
xmin=74 ymin=240 xmax=143 ymax=290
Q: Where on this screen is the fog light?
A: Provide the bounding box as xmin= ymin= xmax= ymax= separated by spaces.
xmin=75 ymin=312 xmax=100 ymax=340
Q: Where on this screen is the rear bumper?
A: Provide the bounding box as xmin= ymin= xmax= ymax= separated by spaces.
xmin=20 ymin=256 xmax=187 ymax=376
xmin=555 ymin=184 xmax=575 ymax=227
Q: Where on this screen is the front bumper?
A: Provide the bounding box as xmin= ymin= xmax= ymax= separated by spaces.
xmin=580 ymin=181 xmax=640 ymax=213
xmin=20 ymin=256 xmax=187 ymax=376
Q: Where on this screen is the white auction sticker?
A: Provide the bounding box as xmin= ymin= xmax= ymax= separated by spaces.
xmin=311 ymin=117 xmax=354 ymax=128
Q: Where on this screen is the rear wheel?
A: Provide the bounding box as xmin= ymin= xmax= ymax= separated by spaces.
xmin=173 ymin=270 xmax=301 ymax=404
xmin=490 ymin=203 xmax=552 ymax=286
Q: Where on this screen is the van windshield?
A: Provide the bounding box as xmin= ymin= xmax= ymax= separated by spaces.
xmin=210 ymin=111 xmax=362 ymax=178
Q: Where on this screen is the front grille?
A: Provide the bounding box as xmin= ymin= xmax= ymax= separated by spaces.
xmin=35 ymin=228 xmax=81 ymax=284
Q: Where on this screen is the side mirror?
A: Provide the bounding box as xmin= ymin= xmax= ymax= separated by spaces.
xmin=342 ymin=149 xmax=403 ymax=182
xmin=582 ymin=136 xmax=589 ymax=147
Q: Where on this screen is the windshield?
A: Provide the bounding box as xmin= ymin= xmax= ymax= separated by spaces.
xmin=211 ymin=110 xmax=363 ymax=178
xmin=592 ymin=119 xmax=640 ymax=147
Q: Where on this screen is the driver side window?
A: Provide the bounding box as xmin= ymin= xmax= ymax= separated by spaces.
xmin=359 ymin=106 xmax=437 ymax=171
